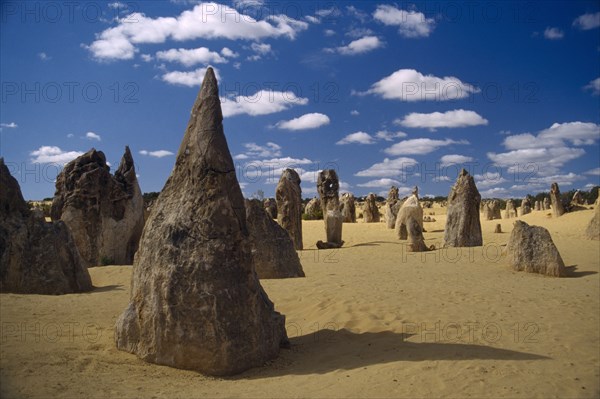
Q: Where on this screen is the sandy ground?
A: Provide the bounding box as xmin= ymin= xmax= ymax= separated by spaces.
xmin=1 ymin=206 xmax=599 ymax=398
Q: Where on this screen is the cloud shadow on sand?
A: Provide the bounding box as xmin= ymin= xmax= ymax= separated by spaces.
xmin=236 ymin=329 xmax=549 ymax=379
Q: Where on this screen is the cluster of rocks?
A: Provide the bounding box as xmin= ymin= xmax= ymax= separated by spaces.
xmin=51 ymin=147 xmax=144 ymax=267
xmin=0 ymin=159 xmax=92 ymax=294
xmin=481 ymin=200 xmax=501 ymax=220
xmin=115 ymin=68 xmax=288 ymax=376
xmin=504 ymin=200 xmax=518 ymax=219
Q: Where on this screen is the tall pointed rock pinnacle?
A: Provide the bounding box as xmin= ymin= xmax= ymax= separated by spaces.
xmin=115 ymin=67 xmax=288 ymax=376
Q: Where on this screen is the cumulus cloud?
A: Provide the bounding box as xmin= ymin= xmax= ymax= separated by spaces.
xmin=85 ymin=132 xmax=101 ymax=141
xmin=161 ymin=66 xmax=220 ymax=87
xmin=440 ymin=154 xmax=474 ymax=166
xmin=221 ymin=90 xmax=308 ymax=117
xmin=155 ymin=47 xmax=229 ymax=66
xmin=585 ymin=167 xmax=600 ymax=176
xmin=573 ymin=12 xmax=600 ymax=30
xmin=0 ymin=122 xmax=18 ymax=129
xmin=543 ymin=27 xmax=564 ymax=40
xmin=384 ymin=138 xmax=468 ymax=156
xmin=275 ymin=113 xmax=330 ymax=130
xmin=360 ymin=69 xmax=479 ymax=101
xmin=375 ymin=130 xmax=407 ymax=141
xmin=30 ymin=146 xmax=83 ymax=164
xmin=584 ymin=77 xmax=600 ymax=95
xmin=373 ymin=5 xmax=435 ymax=38
xmin=350 ymin=110 xmax=360 ymax=116
xmin=234 ymin=142 xmax=281 ymax=159
xmin=139 ymin=149 xmax=174 ymax=158
xmin=357 ymin=178 xmax=402 ymax=188
xmin=336 ymin=131 xmax=376 ymax=145
xmin=354 ymin=157 xmax=418 ymax=177
xmin=328 ymin=36 xmax=383 ymax=55
xmin=473 ymin=172 xmax=508 ymax=189
xmin=38 ymin=52 xmax=51 ymax=61
xmin=247 ymin=42 xmax=273 ymax=61
xmin=396 ymin=109 xmax=488 ymax=130
xmin=86 ymin=3 xmax=308 ymax=61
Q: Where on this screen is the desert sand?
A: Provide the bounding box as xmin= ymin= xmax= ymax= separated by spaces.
xmin=1 ymin=206 xmax=598 ymax=398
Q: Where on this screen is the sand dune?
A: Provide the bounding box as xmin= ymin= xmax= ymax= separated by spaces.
xmin=1 ymin=206 xmax=598 ymax=398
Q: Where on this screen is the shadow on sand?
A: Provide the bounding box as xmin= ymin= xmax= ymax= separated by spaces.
xmin=89 ymin=284 xmax=124 ymax=293
xmin=565 ymin=265 xmax=598 ymax=278
xmin=236 ymin=329 xmax=549 ymax=379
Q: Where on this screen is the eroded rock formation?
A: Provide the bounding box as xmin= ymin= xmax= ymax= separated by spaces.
xmin=316 ymin=169 xmax=343 ymax=249
xmin=276 ymin=169 xmax=303 ymax=250
xmin=443 ymin=169 xmax=482 ymax=247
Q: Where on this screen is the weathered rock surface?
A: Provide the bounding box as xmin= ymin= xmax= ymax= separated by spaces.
xmin=406 ymin=215 xmax=430 ymax=252
xmin=494 ymin=224 xmax=502 ymax=233
xmin=395 ymin=192 xmax=423 ymax=240
xmin=316 ymin=169 xmax=343 ymax=249
xmin=51 ymin=147 xmax=144 ymax=266
xmin=543 ymin=197 xmax=550 ymax=211
xmin=572 ymin=190 xmax=583 ymax=206
xmin=114 ymin=68 xmax=288 ymax=376
xmin=0 ymin=159 xmax=92 ymax=294
xmin=263 ymin=198 xmax=277 ymax=219
xmin=245 ymin=199 xmax=305 ymax=279
xmin=585 ymin=198 xmax=600 ymax=240
xmin=550 ymin=182 xmax=565 ymax=218
xmin=385 ymin=186 xmax=400 ymax=229
xmin=506 ymin=220 xmax=566 ymax=277
xmin=303 ymin=197 xmax=322 ymax=220
xmin=534 ymin=200 xmax=541 ymax=211
xmin=276 ymin=169 xmax=303 ymax=250
xmin=340 ymin=193 xmax=356 ymax=223
xmin=444 ymin=169 xmax=482 ymax=247
xmin=504 ymin=200 xmax=517 ymax=219
xmin=363 ymin=193 xmax=380 ymax=223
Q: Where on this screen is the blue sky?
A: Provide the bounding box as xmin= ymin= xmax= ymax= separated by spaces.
xmin=1 ymin=0 xmax=599 ymax=200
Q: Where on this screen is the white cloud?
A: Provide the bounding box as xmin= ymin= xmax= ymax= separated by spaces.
xmin=221 ymin=90 xmax=308 ymax=117
xmin=67 ymin=133 xmax=74 ymax=138
xmin=161 ymin=66 xmax=220 ymax=87
xmin=357 ymin=178 xmax=402 ymax=188
xmin=350 ymin=110 xmax=359 ymax=116
xmin=38 ymin=52 xmax=51 ymax=61
xmin=584 ymin=77 xmax=600 ymax=95
xmin=373 ymin=5 xmax=435 ymax=38
xmin=361 ymin=68 xmax=479 ymax=101
xmin=480 ymin=187 xmax=510 ymax=198
xmin=440 ymin=154 xmax=474 ymax=166
xmin=384 ymin=138 xmax=468 ymax=155
xmin=85 ymin=132 xmax=101 ymax=141
xmin=140 ymin=53 xmax=153 ymax=62
xmin=573 ymin=12 xmax=600 ymax=30
xmin=345 ymin=27 xmax=374 ymax=38
xmin=585 ymin=167 xmax=600 ymax=176
xmin=86 ymin=3 xmax=308 ymax=61
xmin=324 ymin=29 xmax=336 ymax=36
xmin=305 ymin=15 xmax=320 ymax=24
xmin=473 ymin=172 xmax=508 ymax=189
xmin=233 ymin=0 xmax=264 ymax=7
xmin=139 ymin=149 xmax=174 ymax=158
xmin=30 ymin=146 xmax=83 ymax=165
xmin=108 ymin=2 xmax=127 ymax=9
xmin=489 ymin=122 xmax=599 ymax=176
xmin=375 ymin=130 xmax=407 ymax=141
xmin=156 ymin=47 xmax=228 ymax=66
xmin=336 ymin=131 xmax=375 ymax=145
xmin=0 ymin=122 xmax=17 ymax=129
xmin=220 ymin=47 xmax=239 ymax=58
xmin=276 ymin=113 xmax=330 ymax=130
xmin=235 ymin=142 xmax=281 ymax=159
xmin=396 ymin=109 xmax=488 ymax=130
xmin=543 ymin=27 xmax=564 ymax=40
xmin=509 ymin=173 xmax=585 ymax=190
xmin=331 ymin=36 xmax=383 ymax=55
xmin=251 ymin=42 xmax=272 ymax=54
xmin=355 ymin=157 xmax=418 ymax=177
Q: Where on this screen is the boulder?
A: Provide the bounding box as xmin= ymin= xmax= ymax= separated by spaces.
xmin=550 ymin=182 xmax=565 ymax=218
xmin=263 ymin=198 xmax=277 ymax=219
xmin=385 ymin=186 xmax=400 ymax=229
xmin=245 ymin=200 xmax=305 ymax=279
xmin=504 ymin=200 xmax=517 ymax=219
xmin=114 ymin=68 xmax=288 ymax=376
xmin=363 ymin=193 xmax=380 ymax=223
xmin=316 ymin=169 xmax=343 ymax=249
xmin=303 ymin=197 xmax=322 ymax=220
xmin=51 ymin=147 xmax=144 ymax=266
xmin=340 ymin=193 xmax=356 ymax=223
xmin=506 ymin=220 xmax=566 ymax=277
xmin=494 ymin=224 xmax=502 ymax=233
xmin=0 ymin=159 xmax=92 ymax=294
xmin=585 ymin=198 xmax=600 ymax=240
xmin=276 ymin=169 xmax=303 ymax=250
xmin=443 ymin=169 xmax=482 ymax=247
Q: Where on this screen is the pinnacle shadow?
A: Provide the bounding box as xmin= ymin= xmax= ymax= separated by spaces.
xmin=236 ymin=329 xmax=549 ymax=379
xmin=89 ymin=284 xmax=124 ymax=293
xmin=564 ymin=265 xmax=598 ymax=278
